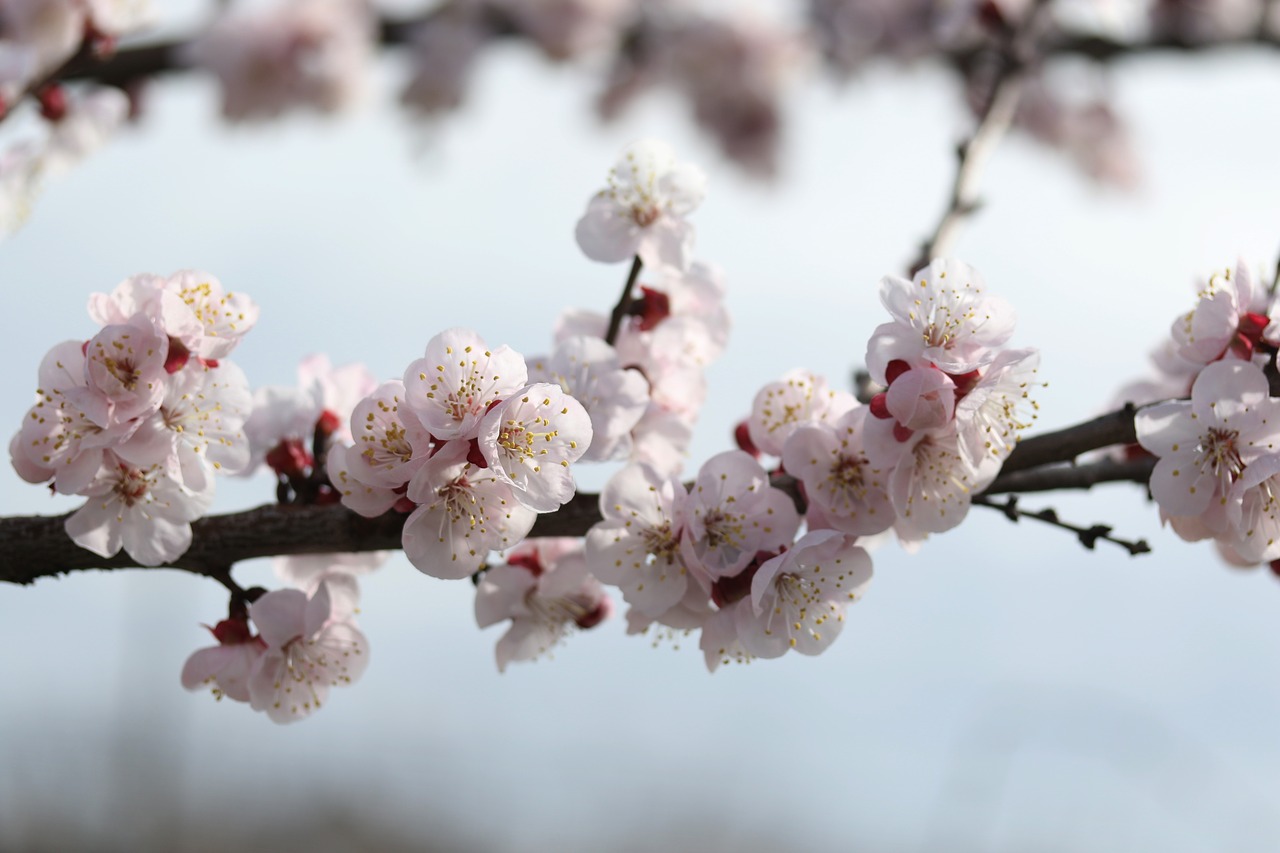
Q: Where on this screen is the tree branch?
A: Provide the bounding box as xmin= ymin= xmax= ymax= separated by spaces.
xmin=0 ymin=400 xmax=1159 ymax=584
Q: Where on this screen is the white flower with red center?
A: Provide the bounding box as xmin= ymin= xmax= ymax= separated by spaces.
xmin=1171 ymin=260 xmax=1278 ymax=365
xmin=735 ymin=530 xmax=873 ymax=659
xmin=477 ymin=382 xmax=592 ymax=512
xmin=679 ymin=449 xmax=801 ymax=581
xmin=345 ymin=380 xmax=435 ymax=490
xmin=401 ymin=440 xmax=537 ymax=579
xmin=575 ymin=138 xmax=707 ymax=271
xmin=1136 ymin=360 xmax=1280 ymax=534
xmin=181 ymin=614 xmax=267 ymax=704
xmin=746 ymin=369 xmax=856 ymax=458
xmin=953 ymin=348 xmax=1041 ymax=472
xmin=585 ymin=463 xmax=689 ymax=618
xmin=475 ymin=538 xmax=612 ymax=672
xmin=529 ymin=336 xmax=648 ymax=462
xmin=116 ymin=361 xmax=254 ymax=492
xmin=72 ymin=318 xmax=169 ymax=427
xmin=866 ymin=258 xmax=1016 ymax=381
xmin=63 ymin=452 xmax=214 ymax=566
xmin=246 ymin=575 xmax=369 ymax=724
xmin=404 ymin=328 xmax=528 ymax=441
xmin=782 ymin=407 xmax=895 ymax=536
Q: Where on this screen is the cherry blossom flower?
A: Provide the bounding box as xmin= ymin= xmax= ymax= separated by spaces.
xmin=181 ymin=614 xmax=267 ymax=704
xmin=74 ymin=317 xmax=169 ymax=427
xmin=1171 ymin=260 xmax=1277 ymax=365
xmin=344 ymin=379 xmax=435 ymax=489
xmin=953 ymin=348 xmax=1041 ymax=472
xmin=246 ymin=575 xmax=369 ymax=724
xmin=63 ymin=452 xmax=214 ymax=566
xmin=866 ymin=258 xmax=1016 ymax=381
xmin=475 ymin=538 xmax=612 ymax=672
xmin=585 ymin=463 xmax=689 ymax=617
xmin=476 ymin=382 xmax=592 ymax=512
xmin=401 ymin=441 xmax=537 ymax=580
xmin=781 ymin=407 xmax=895 ymax=536
xmin=747 ymin=369 xmax=856 ymax=458
xmin=404 ymin=328 xmax=528 ymax=441
xmin=528 ymin=336 xmax=648 ymax=462
xmin=1136 ymin=360 xmax=1280 ymax=537
xmin=735 ymin=530 xmax=873 ymax=659
xmin=115 ymin=360 xmax=254 ymax=492
xmin=575 ymin=138 xmax=707 ymax=271
xmin=13 ymin=339 xmax=129 ymax=494
xmin=680 ymin=449 xmax=800 ymax=581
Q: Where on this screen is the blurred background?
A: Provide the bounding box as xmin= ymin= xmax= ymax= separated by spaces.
xmin=2 ymin=1 xmax=1280 ymax=851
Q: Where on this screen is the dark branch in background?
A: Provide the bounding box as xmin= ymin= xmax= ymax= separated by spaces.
xmin=31 ymin=6 xmax=1280 ymax=118
xmin=974 ymin=494 xmax=1151 ymax=556
xmin=910 ymin=0 xmax=1050 ymax=271
xmin=604 ymin=255 xmax=644 ymax=346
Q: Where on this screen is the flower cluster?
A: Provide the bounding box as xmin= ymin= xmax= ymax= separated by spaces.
xmin=182 ymin=573 xmax=368 ymax=724
xmin=577 ymin=258 xmax=1036 ymax=670
xmin=10 ymin=270 xmax=257 ymax=565
xmin=327 ymin=328 xmax=593 ymax=580
xmin=1127 ymin=260 xmax=1280 ymax=566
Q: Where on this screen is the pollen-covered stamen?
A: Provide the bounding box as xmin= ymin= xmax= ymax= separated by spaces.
xmin=822 ymin=453 xmax=870 ymax=504
xmin=1198 ymin=426 xmax=1245 ymax=494
xmin=641 ymin=521 xmax=682 ymax=565
xmin=763 ymin=572 xmax=833 ymax=648
xmin=699 ymin=507 xmax=747 ymax=564
xmin=496 ymin=416 xmax=559 ymax=465
xmin=112 ymin=463 xmax=154 ymax=507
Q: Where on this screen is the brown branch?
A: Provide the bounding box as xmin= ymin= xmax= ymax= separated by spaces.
xmin=973 ymin=494 xmax=1151 ymax=556
xmin=0 ymin=403 xmax=1157 ymax=585
xmin=35 ymin=8 xmax=1280 ymax=118
xmin=0 ymin=490 xmax=605 ymax=585
xmin=604 ymin=255 xmax=643 ymax=346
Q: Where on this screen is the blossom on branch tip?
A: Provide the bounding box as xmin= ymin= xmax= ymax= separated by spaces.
xmin=574 ymin=138 xmax=707 ymax=270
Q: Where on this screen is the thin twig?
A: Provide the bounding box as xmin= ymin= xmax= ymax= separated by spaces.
xmin=604 ymin=255 xmax=643 ymax=346
xmin=911 ymin=1 xmax=1052 ymax=270
xmin=974 ymin=494 xmax=1151 ymax=556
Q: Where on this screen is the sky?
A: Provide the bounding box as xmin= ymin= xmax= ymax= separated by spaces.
xmin=1 ymin=23 xmax=1280 ymax=853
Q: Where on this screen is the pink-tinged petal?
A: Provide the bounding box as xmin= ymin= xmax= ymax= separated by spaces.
xmin=1134 ymin=401 xmax=1198 ymax=456
xmin=574 ymin=194 xmax=639 ymax=264
xmin=65 ymin=500 xmax=123 ymax=559
xmin=1190 ymin=360 xmax=1269 ymax=424
xmin=1149 ymin=455 xmax=1214 ymax=517
xmin=247 ymin=651 xmax=333 ymax=724
xmin=120 ymin=515 xmax=192 ymax=566
xmin=637 ymin=218 xmax=693 ymax=271
xmin=9 ymin=431 xmax=53 ymax=484
xmin=885 ymin=367 xmax=955 ymax=432
xmin=249 ymin=589 xmax=308 ymax=650
xmin=404 ymin=329 xmax=527 ymax=440
xmin=475 ymin=564 xmax=536 ymax=629
xmin=315 ymin=621 xmax=370 ymax=686
xmin=752 ymin=487 xmax=803 ymax=554
xmin=699 ymin=604 xmax=751 ymax=672
xmin=326 ymin=444 xmax=400 ymax=518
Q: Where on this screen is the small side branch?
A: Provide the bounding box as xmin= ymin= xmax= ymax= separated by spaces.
xmin=912 ymin=0 xmax=1051 ymax=269
xmin=974 ymin=494 xmax=1152 ymax=556
xmin=605 ymin=255 xmax=644 ymax=346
